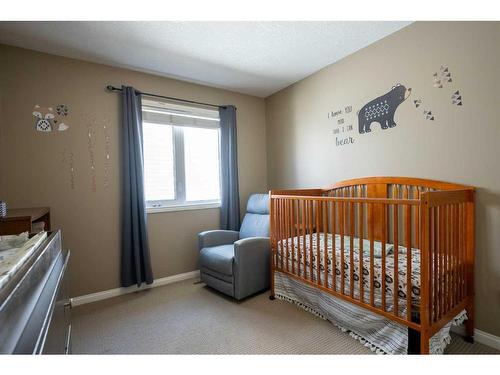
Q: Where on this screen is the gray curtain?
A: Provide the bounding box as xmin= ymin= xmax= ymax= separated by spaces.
xmin=121 ymin=86 xmax=153 ymax=287
xmin=219 ymin=105 xmax=240 ymax=231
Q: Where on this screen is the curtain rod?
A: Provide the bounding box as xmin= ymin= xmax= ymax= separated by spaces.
xmin=106 ymin=85 xmax=235 ymax=110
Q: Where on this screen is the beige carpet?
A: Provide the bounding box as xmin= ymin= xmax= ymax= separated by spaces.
xmin=72 ymin=279 xmax=498 ymax=355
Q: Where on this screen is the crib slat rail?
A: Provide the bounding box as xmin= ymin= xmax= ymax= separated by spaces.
xmin=392 ymin=184 xmax=399 ymax=318
xmin=404 ymin=187 xmax=412 ymax=323
xmin=358 ymin=197 xmax=365 ymax=303
xmin=269 ymin=177 xmax=475 ymax=354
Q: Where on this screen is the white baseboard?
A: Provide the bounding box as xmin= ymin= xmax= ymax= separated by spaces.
xmin=71 ymin=270 xmax=200 ymax=307
xmin=451 ymin=325 xmax=500 ymax=351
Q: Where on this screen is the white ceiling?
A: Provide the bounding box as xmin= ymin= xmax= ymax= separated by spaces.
xmin=0 ymin=21 xmax=411 ymax=97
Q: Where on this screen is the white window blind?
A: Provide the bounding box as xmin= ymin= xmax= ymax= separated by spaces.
xmin=142 ymin=99 xmax=219 ymax=129
xmin=184 ymin=127 xmax=221 ymax=201
xmin=143 ymin=122 xmax=175 ymax=201
xmin=142 ymin=98 xmax=221 ymax=211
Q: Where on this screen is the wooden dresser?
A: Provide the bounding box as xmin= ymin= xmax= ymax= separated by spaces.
xmin=0 ymin=207 xmax=51 ymax=235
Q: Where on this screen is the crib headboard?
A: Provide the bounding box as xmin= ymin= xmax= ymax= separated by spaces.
xmin=321 ymin=176 xmax=474 ymax=243
xmin=322 ymin=176 xmax=472 ymax=197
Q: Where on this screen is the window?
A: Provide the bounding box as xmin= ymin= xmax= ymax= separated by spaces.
xmin=142 ymin=99 xmax=221 ymax=211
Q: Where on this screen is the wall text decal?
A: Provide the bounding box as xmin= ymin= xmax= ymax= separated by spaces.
xmin=328 ymin=105 xmax=356 ymax=147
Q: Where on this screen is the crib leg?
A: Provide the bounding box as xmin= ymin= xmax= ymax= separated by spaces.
xmin=464 ymin=302 xmax=474 ymax=343
xmin=407 ymin=328 xmax=420 ymax=354
xmin=408 ymin=328 xmax=430 ymax=354
xmin=419 ymin=331 xmax=430 ymax=354
xmin=269 ymin=269 xmax=275 ymax=301
xmin=464 ymin=324 xmax=474 ymax=343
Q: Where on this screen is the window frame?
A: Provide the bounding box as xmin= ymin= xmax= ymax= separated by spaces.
xmin=142 ymin=101 xmax=222 ymax=213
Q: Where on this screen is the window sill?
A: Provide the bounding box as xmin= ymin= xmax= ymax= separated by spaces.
xmin=147 ymin=203 xmax=221 ymax=214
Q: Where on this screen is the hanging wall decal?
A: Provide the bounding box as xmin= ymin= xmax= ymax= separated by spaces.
xmin=68 ymin=151 xmax=75 ymax=189
xmin=102 ymin=119 xmax=111 ymax=190
xmin=61 ymin=148 xmax=75 ymax=190
xmin=358 ymin=84 xmax=411 ymax=134
xmin=85 ymin=118 xmax=97 ymax=193
xmin=78 ymin=113 xmax=114 ymax=192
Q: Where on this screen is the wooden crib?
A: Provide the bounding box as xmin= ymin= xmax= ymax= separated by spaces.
xmin=269 ymin=177 xmax=475 ymax=354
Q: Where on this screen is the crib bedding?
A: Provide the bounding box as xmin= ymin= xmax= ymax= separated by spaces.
xmin=277 ymin=232 xmax=462 ymax=314
xmin=274 ymin=271 xmax=467 ymax=355
xmin=276 ymin=233 xmax=421 ymax=311
xmin=275 ymin=232 xmax=467 ymax=354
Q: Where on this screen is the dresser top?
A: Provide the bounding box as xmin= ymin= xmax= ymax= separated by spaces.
xmin=0 ymin=207 xmax=50 ymax=222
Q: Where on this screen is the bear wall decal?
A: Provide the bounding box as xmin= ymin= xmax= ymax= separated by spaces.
xmin=358 ymin=84 xmax=411 ymax=134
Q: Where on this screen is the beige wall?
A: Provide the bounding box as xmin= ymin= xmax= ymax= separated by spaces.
xmin=1 ymin=22 xmax=499 ymax=337
xmin=0 ymin=45 xmax=268 ymax=297
xmin=265 ymin=22 xmax=500 ymax=336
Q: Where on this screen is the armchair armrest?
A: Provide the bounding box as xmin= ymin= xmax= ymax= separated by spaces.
xmin=233 ymin=237 xmax=270 ymax=259
xmin=233 ymin=237 xmax=271 ymax=300
xmin=198 ymin=230 xmax=239 ymax=250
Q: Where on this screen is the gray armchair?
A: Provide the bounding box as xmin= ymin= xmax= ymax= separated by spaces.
xmin=198 ymin=194 xmax=270 ymax=300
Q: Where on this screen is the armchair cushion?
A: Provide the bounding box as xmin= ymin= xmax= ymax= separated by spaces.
xmin=239 ymin=214 xmax=269 ymax=239
xmin=199 ymin=244 xmax=234 ymax=276
xmin=246 ymin=194 xmax=269 ymax=215
xmin=239 ymin=194 xmax=270 ymax=239
xmin=198 ymin=230 xmax=239 ymax=250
